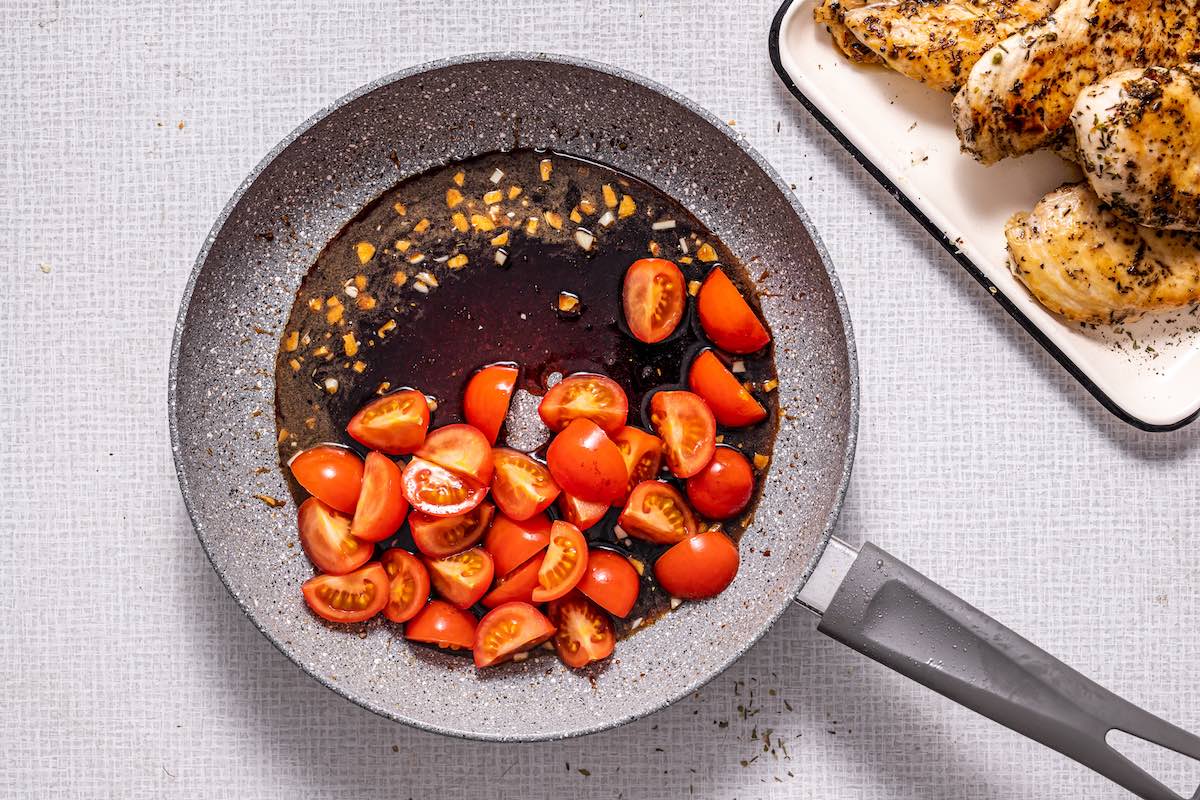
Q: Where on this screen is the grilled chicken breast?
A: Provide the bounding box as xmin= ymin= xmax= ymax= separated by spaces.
xmin=1006 ymin=184 xmax=1200 ymax=323
xmin=953 ymin=0 xmax=1200 ymax=164
xmin=815 ymin=0 xmax=881 ymax=63
xmin=1073 ymin=65 xmax=1200 ymax=232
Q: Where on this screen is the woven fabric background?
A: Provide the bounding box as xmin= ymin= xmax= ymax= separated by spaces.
xmin=2 ymin=1 xmax=1197 ymax=798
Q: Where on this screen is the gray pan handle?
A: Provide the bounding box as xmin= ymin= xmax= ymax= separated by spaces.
xmin=801 ymin=539 xmax=1200 ymax=800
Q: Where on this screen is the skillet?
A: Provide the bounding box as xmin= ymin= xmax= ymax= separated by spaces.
xmin=169 ymin=53 xmax=1199 ymax=800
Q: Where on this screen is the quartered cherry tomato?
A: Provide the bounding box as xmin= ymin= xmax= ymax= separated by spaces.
xmin=697 ymin=268 xmax=771 ymax=354
xmin=401 ymin=457 xmax=487 ymax=517
xmin=409 ymin=502 xmax=495 ymax=558
xmin=484 ymin=512 xmax=552 ymax=575
xmin=301 ymin=563 xmax=390 ymax=623
xmin=576 ymin=549 xmax=640 ymax=617
xmin=297 ymin=497 xmax=373 ymax=575
xmin=688 ymin=350 xmax=768 ymax=427
xmin=481 ymin=553 xmax=544 ymax=608
xmin=490 ymin=448 xmax=560 ymax=521
xmin=288 ymin=444 xmax=364 ymax=514
xmin=618 ymin=480 xmax=698 ymax=545
xmin=557 ymin=492 xmax=609 ymax=531
xmin=612 ymin=426 xmax=664 ymax=500
xmin=426 ymin=547 xmax=495 ymax=609
xmin=473 ymin=601 xmax=556 ymax=668
xmin=649 ymin=391 xmax=716 ymax=478
xmin=686 ymin=447 xmax=755 ymax=520
xmin=405 ymin=599 xmax=477 ymax=650
xmin=531 ymin=520 xmax=588 ymax=602
xmin=548 ymin=592 xmax=616 ymax=669
xmin=346 ymin=389 xmax=430 ymax=454
xmin=538 ymin=373 xmax=628 ymax=434
xmin=654 ymin=531 xmax=739 ymax=599
xmin=622 ymin=257 xmax=686 ymax=344
xmin=463 ymin=363 xmax=518 ymax=444
xmin=350 ymin=451 xmax=408 ymax=542
xmin=380 ymin=548 xmax=430 ymax=623
xmin=415 ymin=424 xmax=494 ymax=485
xmin=546 ymin=418 xmax=628 ymax=503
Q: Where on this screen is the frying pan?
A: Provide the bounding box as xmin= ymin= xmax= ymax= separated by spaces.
xmin=169 ymin=53 xmax=1199 ymax=800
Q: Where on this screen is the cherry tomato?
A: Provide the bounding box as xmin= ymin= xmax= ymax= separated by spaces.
xmin=531 ymin=520 xmax=588 ymax=602
xmin=622 ymin=257 xmax=686 ymax=343
xmin=288 ymin=444 xmax=364 ymax=514
xmin=686 ymin=447 xmax=755 ymax=520
xmin=490 ymin=448 xmax=560 ymax=521
xmin=415 ymin=424 xmax=494 ymax=485
xmin=473 ymin=601 xmax=556 ymax=668
xmin=346 ymin=389 xmax=430 ymax=454
xmin=409 ymin=501 xmax=495 ymax=559
xmin=297 ymin=497 xmax=373 ymax=575
xmin=484 ymin=512 xmax=552 ymax=575
xmin=406 ymin=599 xmax=477 ymax=650
xmin=401 ymin=457 xmax=487 ymax=517
xmin=557 ymin=492 xmax=609 ymax=531
xmin=612 ymin=426 xmax=664 ymax=500
xmin=618 ymin=480 xmax=698 ymax=545
xmin=464 ymin=363 xmax=518 ymax=444
xmin=301 ymin=563 xmax=390 ymax=623
xmin=654 ymin=531 xmax=739 ymax=599
xmin=481 ymin=553 xmax=544 ymax=608
xmin=547 ymin=592 xmax=616 ymax=669
xmin=687 ymin=350 xmax=768 ymax=427
xmin=379 ymin=548 xmax=430 ymax=623
xmin=350 ymin=451 xmax=408 ymax=542
xmin=576 ymin=549 xmax=640 ymax=617
xmin=426 ymin=547 xmax=495 ymax=609
xmin=697 ymin=268 xmax=771 ymax=354
xmin=538 ymin=373 xmax=628 ymax=434
xmin=546 ymin=418 xmax=628 ymax=503
xmin=649 ymin=391 xmax=716 ymax=478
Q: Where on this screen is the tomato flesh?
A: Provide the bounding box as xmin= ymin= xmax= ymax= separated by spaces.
xmin=415 ymin=424 xmax=494 ymax=485
xmin=688 ymin=350 xmax=767 ymax=427
xmin=557 ymin=492 xmax=609 ymax=531
xmin=490 ymin=448 xmax=560 ymax=521
xmin=406 ymin=599 xmax=477 ymax=650
xmin=481 ymin=553 xmax=544 ymax=608
xmin=297 ymin=497 xmax=373 ymax=575
xmin=301 ymin=563 xmax=390 ymax=623
xmin=538 ymin=373 xmax=628 ymax=434
xmin=546 ymin=418 xmax=628 ymax=503
xmin=426 ymin=547 xmax=494 ymax=609
xmin=346 ymin=389 xmax=431 ymax=454
xmin=379 ymin=548 xmax=430 ymax=623
xmin=484 ymin=512 xmax=552 ymax=575
xmin=618 ymin=480 xmax=698 ymax=545
xmin=622 ymin=258 xmax=686 ymax=343
xmin=654 ymin=531 xmax=739 ymax=599
xmin=697 ymin=268 xmax=770 ymax=354
xmin=288 ymin=444 xmax=364 ymax=514
xmin=473 ymin=601 xmax=556 ymax=668
xmin=548 ymin=592 xmax=616 ymax=668
xmin=576 ymin=549 xmax=640 ymax=617
xmin=686 ymin=447 xmax=755 ymax=520
xmin=401 ymin=457 xmax=487 ymax=517
xmin=350 ymin=451 xmax=408 ymax=542
xmin=463 ymin=363 xmax=518 ymax=444
xmin=649 ymin=391 xmax=716 ymax=478
xmin=612 ymin=426 xmax=664 ymax=500
xmin=409 ymin=501 xmax=495 ymax=558
xmin=531 ymin=520 xmax=588 ymax=602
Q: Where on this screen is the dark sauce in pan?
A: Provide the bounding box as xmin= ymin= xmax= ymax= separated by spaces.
xmin=274 ymin=149 xmax=779 ymax=646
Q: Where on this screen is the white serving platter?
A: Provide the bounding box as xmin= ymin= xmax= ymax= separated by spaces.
xmin=769 ymin=0 xmax=1200 ymax=430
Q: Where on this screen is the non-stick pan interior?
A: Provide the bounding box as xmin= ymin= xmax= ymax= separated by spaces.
xmin=170 ymin=53 xmax=858 ymax=740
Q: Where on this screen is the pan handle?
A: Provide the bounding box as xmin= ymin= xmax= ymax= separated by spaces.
xmin=802 ymin=539 xmax=1200 ymax=800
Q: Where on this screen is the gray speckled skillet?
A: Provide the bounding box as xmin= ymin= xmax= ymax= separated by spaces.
xmin=170 ymin=55 xmax=1198 ymax=799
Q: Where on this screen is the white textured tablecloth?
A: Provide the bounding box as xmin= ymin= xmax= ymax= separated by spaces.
xmin=3 ymin=1 xmax=1198 ymax=798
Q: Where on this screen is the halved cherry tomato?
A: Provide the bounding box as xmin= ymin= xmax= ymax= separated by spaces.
xmin=622 ymin=257 xmax=686 ymax=344
xmin=688 ymin=350 xmax=768 ymax=427
xmin=288 ymin=444 xmax=364 ymax=514
xmin=612 ymin=426 xmax=664 ymax=500
xmin=473 ymin=601 xmax=556 ymax=668
xmin=686 ymin=447 xmax=755 ymax=520
xmin=346 ymin=389 xmax=430 ymax=454
xmin=546 ymin=418 xmax=627 ymax=503
xmin=350 ymin=451 xmax=408 ymax=542
xmin=380 ymin=548 xmax=430 ymax=623
xmin=490 ymin=448 xmax=560 ymax=521
xmin=576 ymin=549 xmax=640 ymax=617
xmin=484 ymin=512 xmax=552 ymax=575
xmin=538 ymin=373 xmax=628 ymax=434
xmin=697 ymin=267 xmax=771 ymax=354
xmin=464 ymin=363 xmax=518 ymax=444
xmin=410 ymin=502 xmax=495 ymax=558
xmin=618 ymin=480 xmax=698 ymax=545
xmin=531 ymin=520 xmax=588 ymax=603
xmin=649 ymin=391 xmax=716 ymax=478
xmin=415 ymin=424 xmax=494 ymax=485
xmin=557 ymin=492 xmax=609 ymax=531
xmin=481 ymin=553 xmax=544 ymax=608
xmin=405 ymin=599 xmax=477 ymax=650
xmin=401 ymin=457 xmax=487 ymax=517
xmin=654 ymin=531 xmax=739 ymax=599
xmin=426 ymin=547 xmax=494 ymax=609
xmin=301 ymin=563 xmax=390 ymax=623
xmin=297 ymin=498 xmax=373 ymax=575
xmin=547 ymin=592 xmax=616 ymax=668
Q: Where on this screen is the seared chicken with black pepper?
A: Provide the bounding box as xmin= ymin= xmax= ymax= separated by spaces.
xmin=815 ymin=0 xmax=881 ymax=63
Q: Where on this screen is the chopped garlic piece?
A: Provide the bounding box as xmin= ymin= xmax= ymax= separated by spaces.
xmin=696 ymin=243 xmax=718 ymax=262
xmin=394 ymin=239 xmax=411 ymax=252
xmin=508 ymin=185 xmax=522 ymax=200
xmin=392 ymin=202 xmax=406 ymax=216
xmin=415 ymin=271 xmax=439 ymax=287
xmin=323 ymin=377 xmax=339 ymax=394
xmin=377 ymin=319 xmax=396 ymax=337
xmin=687 ymin=279 xmax=701 ymax=296
xmin=342 ymin=333 xmax=359 ymax=357
xmin=494 ymin=249 xmax=508 ymax=266
xmin=569 ymin=208 xmax=582 ymax=224
xmin=489 ymin=168 xmax=504 ymax=184
xmin=490 ymin=231 xmax=510 ymax=247
xmin=651 ymin=219 xmax=676 ymax=230
xmin=574 ymin=229 xmax=594 ymax=250
xmin=730 ymin=359 xmax=746 ymax=374
xmin=597 ymin=210 xmax=614 ymax=228
xmin=354 ymin=241 xmax=375 ymax=264
xmin=762 ymin=378 xmax=778 ymax=392
xmin=451 ymin=212 xmax=469 ymax=233
xmin=352 ymin=360 xmax=366 ymax=373
xmin=412 ymin=218 xmax=430 ymax=233
xmin=539 ymin=158 xmax=552 ymax=181
xmin=543 ymin=211 xmax=563 ymax=230
xmin=445 ymin=187 xmax=464 ymax=208
xmin=452 ymin=170 xmax=465 ymax=187
xmin=578 ymin=198 xmax=596 ymax=215
xmin=618 ymin=194 xmax=636 ymax=218
xmin=753 ymin=452 xmax=770 ymax=470
xmin=525 ymin=217 xmax=539 ymax=235
xmin=602 ymin=184 xmax=618 ymax=208
xmin=483 ymin=189 xmax=503 ymax=206
xmin=470 ymin=213 xmax=495 ymax=232
xmin=447 ymin=254 xmax=468 ymax=269
xmin=284 ymin=331 xmax=299 ymax=352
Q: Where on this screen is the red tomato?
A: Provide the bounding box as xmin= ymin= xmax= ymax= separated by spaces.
xmin=612 ymin=426 xmax=664 ymax=500
xmin=405 ymin=599 xmax=477 ymax=650
xmin=288 ymin=444 xmax=364 ymax=514
xmin=409 ymin=502 xmax=495 ymax=558
xmin=618 ymin=480 xmax=698 ymax=545
xmin=350 ymin=451 xmax=408 ymax=542
xmin=531 ymin=520 xmax=588 ymax=603
xmin=576 ymin=549 xmax=640 ymax=617
xmin=654 ymin=531 xmax=739 ymax=599
xmin=346 ymin=389 xmax=430 ymax=454
xmin=649 ymin=391 xmax=716 ymax=478
xmin=697 ymin=268 xmax=771 ymax=354
xmin=687 ymin=350 xmax=768 ymax=427
xmin=301 ymin=563 xmax=390 ymax=623
xmin=686 ymin=447 xmax=755 ymax=519
xmin=484 ymin=512 xmax=552 ymax=575
xmin=557 ymin=492 xmax=609 ymax=531
xmin=464 ymin=363 xmax=518 ymax=444
xmin=490 ymin=448 xmax=560 ymax=521
xmin=297 ymin=498 xmax=373 ymax=575
xmin=622 ymin=257 xmax=686 ymax=343
xmin=481 ymin=553 xmax=544 ymax=608
xmin=538 ymin=373 xmax=628 ymax=434
xmin=473 ymin=602 xmax=556 ymax=668
xmin=415 ymin=424 xmax=494 ymax=485
xmin=426 ymin=547 xmax=494 ymax=609
xmin=547 ymin=592 xmax=616 ymax=668
xmin=401 ymin=457 xmax=487 ymax=517
xmin=546 ymin=418 xmax=628 ymax=503
xmin=379 ymin=548 xmax=430 ymax=623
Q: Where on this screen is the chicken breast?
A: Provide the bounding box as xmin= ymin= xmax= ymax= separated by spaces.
xmin=953 ymin=0 xmax=1200 ymax=164
xmin=815 ymin=0 xmax=881 ymax=64
xmin=1006 ymin=184 xmax=1200 ymax=323
xmin=840 ymin=0 xmax=1058 ymax=92
xmin=1073 ymin=65 xmax=1200 ymax=232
